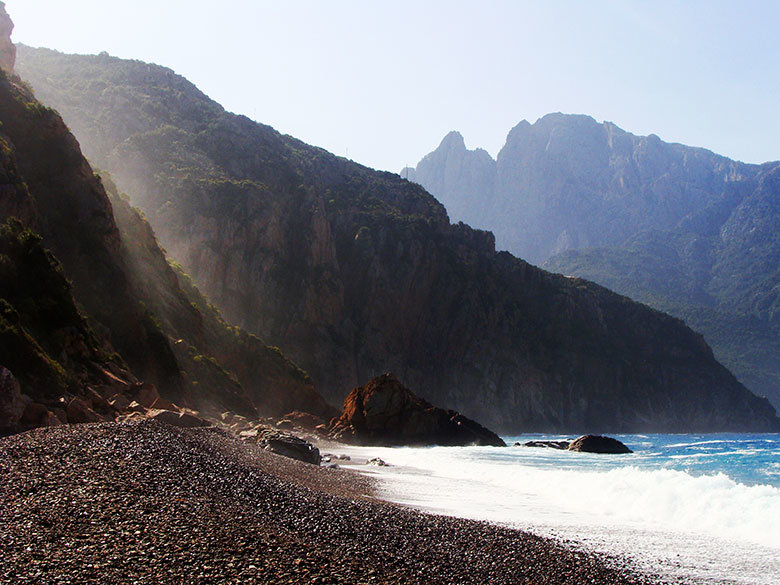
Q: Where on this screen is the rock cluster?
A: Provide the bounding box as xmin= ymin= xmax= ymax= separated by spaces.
xmin=522 ymin=435 xmax=632 ymax=454
xmin=219 ymin=410 xmax=322 ymax=465
xmin=329 ymin=373 xmax=505 ymax=447
xmin=0 ymin=359 xmax=215 ymax=434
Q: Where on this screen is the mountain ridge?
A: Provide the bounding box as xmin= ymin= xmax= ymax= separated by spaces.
xmin=404 ymin=115 xmax=780 ymax=411
xmin=15 ymin=45 xmax=780 ymax=432
xmin=0 ymin=31 xmax=333 ymax=432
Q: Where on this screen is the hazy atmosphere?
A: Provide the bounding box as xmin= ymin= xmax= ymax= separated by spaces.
xmin=7 ymin=0 xmax=780 ymax=171
xmin=2 ymin=2 xmax=779 ymax=584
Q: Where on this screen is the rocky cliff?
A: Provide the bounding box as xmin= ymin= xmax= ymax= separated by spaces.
xmin=0 ymin=48 xmax=331 ymax=429
xmin=0 ymin=2 xmax=14 ymax=72
xmin=405 ymin=116 xmax=780 ymax=412
xmin=14 ymin=47 xmax=780 ymax=432
xmin=401 ymin=131 xmax=496 ymax=230
xmin=406 ymin=114 xmax=753 ymax=265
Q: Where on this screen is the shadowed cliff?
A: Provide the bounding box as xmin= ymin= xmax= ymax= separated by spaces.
xmin=0 ymin=34 xmax=331 ymax=428
xmin=404 ymin=116 xmax=780 ymax=412
xmin=15 ymin=46 xmax=779 ymax=432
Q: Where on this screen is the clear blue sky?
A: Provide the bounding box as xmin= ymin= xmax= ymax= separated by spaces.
xmin=6 ymin=0 xmax=780 ymax=172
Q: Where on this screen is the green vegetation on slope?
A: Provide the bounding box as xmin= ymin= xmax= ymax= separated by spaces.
xmin=13 ymin=46 xmax=779 ymax=432
xmin=0 ymin=64 xmax=332 ymax=423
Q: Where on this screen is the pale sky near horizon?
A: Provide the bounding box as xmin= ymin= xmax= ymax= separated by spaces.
xmin=5 ymin=0 xmax=780 ymax=172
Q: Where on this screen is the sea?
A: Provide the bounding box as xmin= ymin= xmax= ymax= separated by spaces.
xmin=333 ymin=434 xmax=780 ymax=585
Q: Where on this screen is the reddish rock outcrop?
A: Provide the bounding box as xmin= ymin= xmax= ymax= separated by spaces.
xmin=0 ymin=2 xmax=14 ymax=72
xmin=330 ymin=373 xmax=505 ymax=447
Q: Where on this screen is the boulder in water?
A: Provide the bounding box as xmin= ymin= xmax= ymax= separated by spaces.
xmin=567 ymin=435 xmax=632 ymax=454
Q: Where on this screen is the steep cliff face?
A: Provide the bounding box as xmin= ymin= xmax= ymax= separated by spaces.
xmin=401 ymin=131 xmax=496 ymax=230
xmin=405 ymin=116 xmax=780 ymax=412
xmin=15 ymin=47 xmax=780 ymax=432
xmin=0 ymin=60 xmax=330 ymax=423
xmin=0 ymin=69 xmax=181 ymax=398
xmin=407 ymin=114 xmax=752 ymax=265
xmin=0 ymin=2 xmax=14 ymax=72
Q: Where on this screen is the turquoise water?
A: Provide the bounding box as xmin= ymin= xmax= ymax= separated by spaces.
xmin=337 ymin=433 xmax=780 ymax=585
xmin=506 ymin=433 xmax=780 ymax=488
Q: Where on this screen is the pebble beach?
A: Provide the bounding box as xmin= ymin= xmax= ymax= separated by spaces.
xmin=0 ymin=421 xmax=670 ymax=584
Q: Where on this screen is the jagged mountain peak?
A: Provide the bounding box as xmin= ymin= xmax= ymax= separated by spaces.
xmin=406 ymin=113 xmax=780 ymax=413
xmin=439 ymin=130 xmax=466 ymax=150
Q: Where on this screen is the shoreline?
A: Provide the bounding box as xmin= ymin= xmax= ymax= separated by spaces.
xmin=1 ymin=421 xmax=668 ymax=584
xmin=325 ymin=436 xmax=780 ymax=585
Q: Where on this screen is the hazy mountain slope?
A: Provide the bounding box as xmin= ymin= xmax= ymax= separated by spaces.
xmin=402 ymin=131 xmax=496 ymax=230
xmin=405 ymin=116 xmax=780 ymax=411
xmin=405 ymin=115 xmax=758 ymax=265
xmin=16 ymin=46 xmax=779 ymax=432
xmin=0 ymin=56 xmax=328 ymax=422
xmin=102 ymin=174 xmax=332 ymax=419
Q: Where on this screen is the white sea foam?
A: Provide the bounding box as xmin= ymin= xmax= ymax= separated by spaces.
xmin=334 ymin=443 xmax=780 ymax=585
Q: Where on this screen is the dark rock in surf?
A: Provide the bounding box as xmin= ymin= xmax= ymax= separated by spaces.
xmin=567 ymin=435 xmax=632 ymax=454
xmin=522 ymin=440 xmax=571 ymax=450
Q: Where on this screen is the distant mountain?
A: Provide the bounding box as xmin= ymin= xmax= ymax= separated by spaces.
xmin=0 ymin=30 xmax=330 ymax=430
xmin=403 ymin=115 xmax=763 ymax=265
xmin=404 ymin=116 xmax=780 ymax=412
xmin=15 ymin=46 xmax=779 ymax=432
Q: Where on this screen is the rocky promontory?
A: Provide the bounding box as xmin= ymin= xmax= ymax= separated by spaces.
xmin=329 ymin=373 xmax=505 ymax=447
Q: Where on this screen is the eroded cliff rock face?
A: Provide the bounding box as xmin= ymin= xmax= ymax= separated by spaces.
xmin=14 ymin=47 xmax=780 ymax=432
xmin=0 ymin=48 xmax=332 ymax=428
xmin=404 ymin=117 xmax=780 ymax=413
xmin=401 ymin=131 xmax=496 ymax=229
xmin=330 ymin=373 xmax=505 ymax=446
xmin=0 ymin=2 xmax=15 ymax=72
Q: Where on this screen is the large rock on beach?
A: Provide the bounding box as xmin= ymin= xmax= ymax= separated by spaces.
xmin=330 ymin=373 xmax=505 ymax=447
xmin=21 ymin=402 xmax=61 ymax=428
xmin=263 ymin=434 xmax=320 ymax=465
xmin=568 ymin=434 xmax=632 ymax=454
